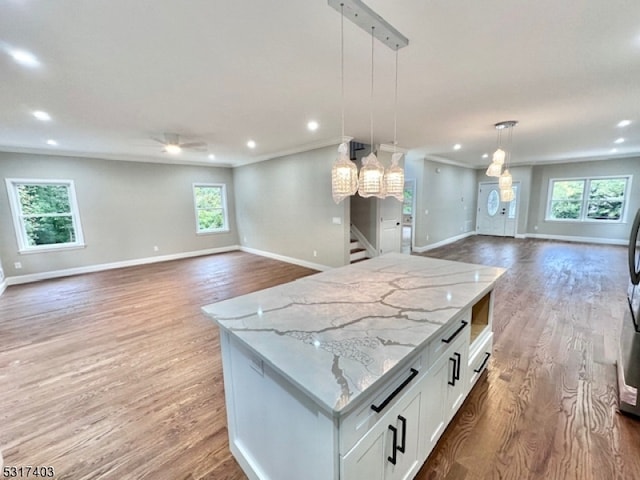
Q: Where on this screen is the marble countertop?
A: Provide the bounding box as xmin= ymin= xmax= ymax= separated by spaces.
xmin=202 ymin=253 xmax=505 ymax=415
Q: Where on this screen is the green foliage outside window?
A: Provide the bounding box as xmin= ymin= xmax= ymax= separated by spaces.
xmin=194 ymin=185 xmax=226 ymax=231
xmin=402 ymin=187 xmax=413 ymax=215
xmin=549 ymin=177 xmax=627 ymax=221
xmin=17 ymin=184 xmax=76 ymax=245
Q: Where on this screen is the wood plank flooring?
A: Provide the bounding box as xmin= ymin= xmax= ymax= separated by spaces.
xmin=1 ymin=238 xmax=639 ymax=479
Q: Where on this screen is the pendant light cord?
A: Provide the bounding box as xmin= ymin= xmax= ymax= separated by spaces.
xmin=393 ymin=47 xmax=398 ymax=153
xmin=370 ymin=26 xmax=375 ymax=155
xmin=340 ymin=4 xmax=345 ymax=142
xmin=507 ymin=124 xmax=513 ymax=168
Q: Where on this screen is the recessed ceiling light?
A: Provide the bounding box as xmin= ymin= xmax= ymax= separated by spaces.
xmin=307 ymin=120 xmax=319 ymax=131
xmin=610 ymin=148 xmax=618 ymax=153
xmin=46 ymin=139 xmax=58 ymax=146
xmin=453 ymin=144 xmax=462 ymax=150
xmin=614 ymin=137 xmax=625 ymax=144
xmin=208 ymin=154 xmax=215 ymax=160
xmin=247 ymin=140 xmax=256 ymax=149
xmin=33 ymin=110 xmax=51 ymax=121
xmin=617 ymin=120 xmax=631 ymax=128
xmin=482 ymin=153 xmax=489 ymax=159
xmin=8 ymin=48 xmax=40 ymax=68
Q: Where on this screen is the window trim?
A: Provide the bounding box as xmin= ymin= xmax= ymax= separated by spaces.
xmin=5 ymin=178 xmax=85 ymax=253
xmin=192 ymin=183 xmax=229 ymax=234
xmin=545 ymin=175 xmax=633 ymax=224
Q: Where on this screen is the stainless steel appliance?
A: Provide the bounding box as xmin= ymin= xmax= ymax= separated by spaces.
xmin=618 ymin=208 xmax=640 ymax=417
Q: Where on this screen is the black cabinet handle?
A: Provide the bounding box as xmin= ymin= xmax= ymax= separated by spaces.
xmin=441 ymin=320 xmax=468 ymax=344
xmin=371 ymin=368 xmax=419 ymax=413
xmin=473 ymin=352 xmax=491 ymax=373
xmin=397 ymin=415 xmax=407 ymax=454
xmin=448 ymin=356 xmax=457 ymax=386
xmin=454 ymin=352 xmax=461 ymax=381
xmin=387 ymin=425 xmax=398 ymax=465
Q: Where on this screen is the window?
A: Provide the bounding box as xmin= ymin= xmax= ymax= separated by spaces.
xmin=6 ymin=179 xmax=85 ymax=252
xmin=193 ymin=183 xmax=229 ymax=233
xmin=546 ymin=176 xmax=630 ymax=222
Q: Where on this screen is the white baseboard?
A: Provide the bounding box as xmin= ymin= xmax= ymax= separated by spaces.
xmin=5 ymin=245 xmax=241 ymax=286
xmin=515 ymin=234 xmax=527 ymax=239
xmin=525 ymin=233 xmax=627 ymax=246
xmin=0 ymin=278 xmax=7 ymax=296
xmin=412 ymin=231 xmax=476 ymax=253
xmin=240 ymin=246 xmax=330 ymax=272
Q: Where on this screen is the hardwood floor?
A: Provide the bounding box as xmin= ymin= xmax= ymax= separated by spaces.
xmin=1 ymin=238 xmax=639 ymax=479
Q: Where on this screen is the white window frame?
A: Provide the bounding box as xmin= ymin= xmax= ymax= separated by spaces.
xmin=545 ymin=175 xmax=633 ymax=223
xmin=192 ymin=183 xmax=229 ymax=234
xmin=5 ymin=178 xmax=85 ymax=253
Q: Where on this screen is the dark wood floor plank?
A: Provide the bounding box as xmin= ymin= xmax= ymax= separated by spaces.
xmin=1 ymin=239 xmax=639 ymax=479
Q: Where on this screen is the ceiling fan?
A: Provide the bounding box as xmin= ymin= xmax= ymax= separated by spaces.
xmin=151 ymin=133 xmax=207 ymax=155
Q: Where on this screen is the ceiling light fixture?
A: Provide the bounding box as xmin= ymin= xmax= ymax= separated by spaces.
xmin=331 ymin=3 xmax=359 ymax=204
xmin=453 ymin=144 xmax=462 ymax=150
xmin=165 ymin=144 xmax=181 ymax=155
xmin=208 ymin=154 xmax=216 ymax=160
xmin=485 ymin=121 xmax=517 ymax=202
xmin=33 ymin=110 xmax=51 ymax=121
xmin=358 ymin=26 xmax=386 ymax=199
xmin=383 ymin=46 xmax=405 ymax=201
xmin=329 ymin=0 xmax=408 ymax=203
xmin=482 ymin=153 xmax=489 ymax=159
xmin=307 ymin=120 xmax=319 ymax=131
xmin=618 ymin=120 xmax=631 ymax=128
xmin=614 ymin=137 xmax=625 ymax=144
xmin=46 ymin=139 xmax=58 ymax=146
xmin=247 ymin=140 xmax=256 ymax=149
xmin=8 ymin=48 xmax=40 ymax=68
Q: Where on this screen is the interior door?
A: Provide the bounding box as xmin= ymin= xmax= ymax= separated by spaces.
xmin=476 ymin=182 xmax=519 ymax=237
xmin=379 ymin=196 xmax=402 ymax=254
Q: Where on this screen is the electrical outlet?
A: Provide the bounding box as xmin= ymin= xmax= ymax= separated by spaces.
xmin=14 ymin=262 xmax=22 ymax=269
xmin=153 ymin=246 xmax=159 ymax=252
xmin=426 ymin=234 xmax=429 ymax=241
xmin=313 ymin=250 xmax=317 ymax=257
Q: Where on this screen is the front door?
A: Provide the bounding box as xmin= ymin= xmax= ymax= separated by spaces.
xmin=476 ymin=182 xmax=519 ymax=237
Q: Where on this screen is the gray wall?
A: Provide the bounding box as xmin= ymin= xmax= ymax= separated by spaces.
xmin=0 ymin=152 xmax=239 ymax=277
xmin=233 ymin=145 xmax=350 ymax=268
xmin=527 ymin=157 xmax=640 ymax=241
xmin=408 ymin=157 xmax=477 ymax=249
xmin=350 ymin=194 xmax=377 ymax=247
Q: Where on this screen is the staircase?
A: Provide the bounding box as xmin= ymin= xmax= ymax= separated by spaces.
xmin=350 ymin=237 xmax=368 ymax=264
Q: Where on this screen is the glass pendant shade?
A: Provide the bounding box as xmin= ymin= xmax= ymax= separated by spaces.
xmin=331 ymin=142 xmax=358 ymax=204
xmin=500 ymin=187 xmax=515 ymax=202
xmin=499 ymin=169 xmax=512 ymax=189
xmin=384 ymin=152 xmax=405 ymax=201
xmin=492 ymin=148 xmax=506 ymax=165
xmin=486 ymin=161 xmax=502 ymax=177
xmin=358 ymin=153 xmax=385 ymax=198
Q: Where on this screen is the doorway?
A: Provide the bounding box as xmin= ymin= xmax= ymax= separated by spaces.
xmin=476 ymin=181 xmax=520 ymax=237
xmin=402 ymin=180 xmax=415 ymax=254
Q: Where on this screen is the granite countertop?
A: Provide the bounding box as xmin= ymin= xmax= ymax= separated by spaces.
xmin=202 ymin=253 xmax=505 ymax=415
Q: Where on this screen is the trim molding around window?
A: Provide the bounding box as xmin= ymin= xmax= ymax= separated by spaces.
xmin=192 ymin=183 xmax=230 ymax=234
xmin=5 ymin=178 xmax=86 ymax=253
xmin=545 ymin=175 xmax=633 ymax=224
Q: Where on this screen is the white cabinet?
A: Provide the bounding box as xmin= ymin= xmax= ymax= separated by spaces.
xmin=342 ymin=374 xmax=423 ymax=480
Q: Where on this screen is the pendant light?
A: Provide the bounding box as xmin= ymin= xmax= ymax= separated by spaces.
xmin=331 ymin=3 xmax=358 ymax=204
xmin=383 ymin=47 xmax=405 ymax=201
xmin=486 ymin=126 xmax=505 ymax=177
xmin=495 ymin=120 xmax=517 ymax=202
xmin=358 ymin=26 xmax=385 ymax=198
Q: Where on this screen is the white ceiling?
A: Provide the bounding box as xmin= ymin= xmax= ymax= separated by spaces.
xmin=1 ymin=0 xmax=639 ymax=168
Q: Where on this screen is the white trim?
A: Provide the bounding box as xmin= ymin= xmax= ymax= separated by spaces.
xmin=524 ymin=233 xmax=627 ymax=246
xmin=515 ymin=234 xmax=527 ymax=239
xmin=240 ymin=246 xmax=330 ymax=271
xmin=192 ymin=183 xmax=229 ymax=234
xmin=412 ymin=231 xmax=476 ymax=253
xmin=5 ymin=178 xmax=85 ymax=253
xmin=0 ymin=279 xmax=7 ymax=296
xmin=5 ymin=245 xmax=240 ymax=286
xmin=350 ymin=224 xmax=377 ymax=259
xmin=234 ymin=136 xmax=353 ymax=167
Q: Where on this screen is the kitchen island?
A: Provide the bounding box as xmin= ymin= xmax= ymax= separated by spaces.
xmin=202 ymin=253 xmax=505 ymax=480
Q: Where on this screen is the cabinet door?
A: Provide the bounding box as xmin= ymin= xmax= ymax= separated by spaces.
xmin=420 ymin=353 xmax=447 ymax=451
xmin=341 ymin=386 xmax=423 ymax=480
xmin=445 ymin=333 xmax=469 ymax=422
